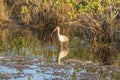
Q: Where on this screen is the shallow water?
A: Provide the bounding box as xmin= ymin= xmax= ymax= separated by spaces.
xmin=0 ymin=45 xmax=120 ymax=80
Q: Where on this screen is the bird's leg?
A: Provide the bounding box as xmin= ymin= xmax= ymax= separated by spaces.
xmin=65 ymin=41 xmax=69 ymax=48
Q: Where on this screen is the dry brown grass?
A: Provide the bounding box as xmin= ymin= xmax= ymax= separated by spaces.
xmin=0 ymin=0 xmax=11 ymax=23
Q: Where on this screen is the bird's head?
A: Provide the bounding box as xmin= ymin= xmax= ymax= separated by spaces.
xmin=54 ymin=26 xmax=60 ymax=31
xmin=51 ymin=26 xmax=60 ymax=35
xmin=51 ymin=26 xmax=60 ymax=37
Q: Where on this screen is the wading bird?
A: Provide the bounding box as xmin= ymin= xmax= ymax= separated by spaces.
xmin=52 ymin=26 xmax=69 ymax=48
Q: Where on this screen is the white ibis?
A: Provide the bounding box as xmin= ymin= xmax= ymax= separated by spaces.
xmin=52 ymin=26 xmax=69 ymax=47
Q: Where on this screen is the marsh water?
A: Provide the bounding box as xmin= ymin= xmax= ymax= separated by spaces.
xmin=0 ymin=41 xmax=120 ymax=80
xmin=0 ymin=24 xmax=120 ymax=79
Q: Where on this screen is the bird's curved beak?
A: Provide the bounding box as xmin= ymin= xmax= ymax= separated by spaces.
xmin=51 ymin=27 xmax=57 ymax=36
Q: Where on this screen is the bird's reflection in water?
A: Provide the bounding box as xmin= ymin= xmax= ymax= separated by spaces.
xmin=58 ymin=47 xmax=69 ymax=65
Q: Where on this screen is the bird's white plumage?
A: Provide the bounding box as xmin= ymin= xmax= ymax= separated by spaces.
xmin=58 ymin=35 xmax=69 ymax=43
xmin=52 ymin=26 xmax=69 ymax=47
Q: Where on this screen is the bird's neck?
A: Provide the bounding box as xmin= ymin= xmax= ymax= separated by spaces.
xmin=57 ymin=28 xmax=60 ymax=37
